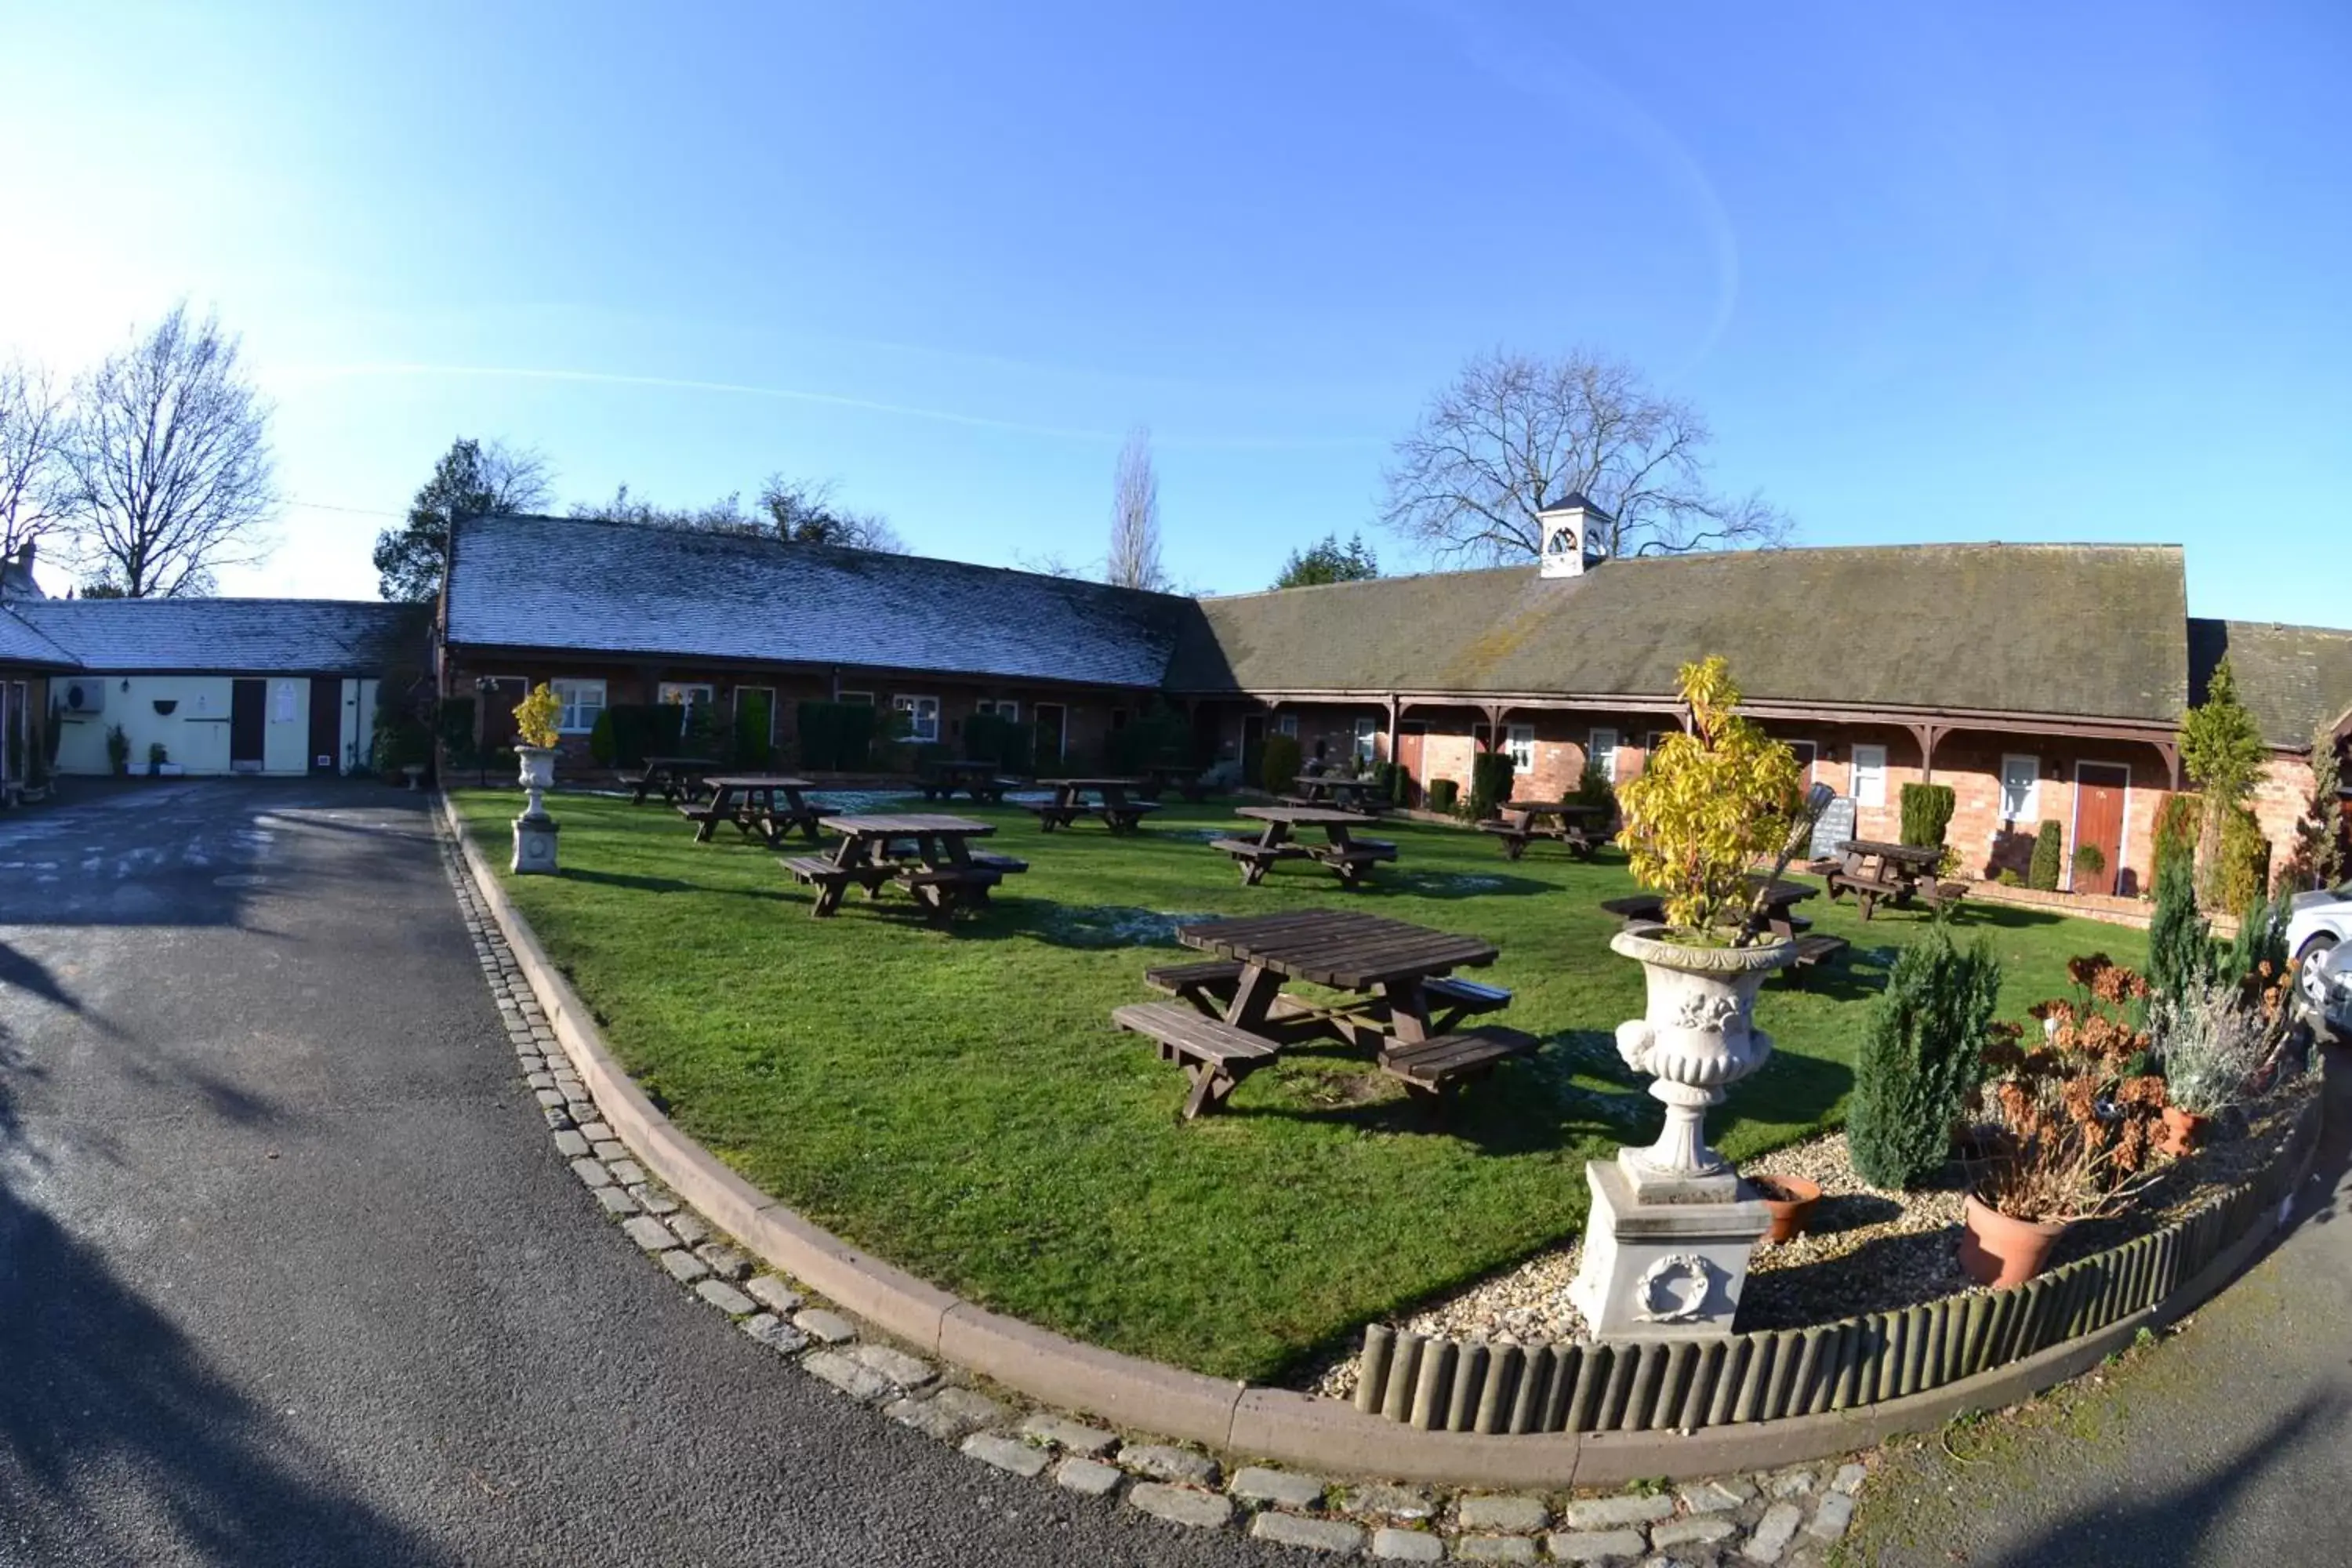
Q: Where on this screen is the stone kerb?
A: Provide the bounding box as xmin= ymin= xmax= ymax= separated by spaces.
xmin=441 ymin=792 xmax=2328 ymax=1487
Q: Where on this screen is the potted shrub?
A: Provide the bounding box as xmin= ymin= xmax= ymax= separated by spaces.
xmin=105 ymin=724 xmax=130 ymax=777
xmin=1963 ymin=956 xmax=2167 ymax=1287
xmin=147 ymin=742 xmax=167 ymax=778
xmin=2071 ymin=841 xmax=2107 ymax=893
xmin=510 ymin=682 xmax=564 ymax=874
xmin=2148 ymin=978 xmax=2271 ymax=1154
xmin=1607 ymin=656 xmax=1805 ymax=1181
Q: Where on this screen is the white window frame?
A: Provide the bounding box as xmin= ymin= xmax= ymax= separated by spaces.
xmin=550 ymin=678 xmax=606 ymax=735
xmin=891 ymin=694 xmax=942 ymax=743
xmin=1276 ymin=713 xmax=1299 ymax=739
xmin=836 ymin=690 xmax=873 ymax=706
xmin=1588 ymin=727 xmax=1620 ymax=783
xmin=1999 ymin=753 xmax=2041 ymax=822
xmin=657 ymin=681 xmax=714 ymax=710
xmin=1354 ymin=716 xmax=1380 ymax=765
xmin=976 ymin=699 xmax=1019 ymax=723
xmin=1852 ymin=743 xmax=1888 ymax=808
xmin=1505 ymin=723 xmax=1535 ymax=771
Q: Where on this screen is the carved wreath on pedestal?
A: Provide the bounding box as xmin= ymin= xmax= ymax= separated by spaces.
xmin=1634 ymin=1251 xmax=1719 ymax=1323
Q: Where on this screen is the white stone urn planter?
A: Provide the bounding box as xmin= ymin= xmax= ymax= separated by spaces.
xmin=512 ymin=744 xmax=560 ymax=874
xmin=1567 ymin=927 xmax=1797 ymax=1338
xmin=1608 ymin=927 xmax=1796 ymax=1186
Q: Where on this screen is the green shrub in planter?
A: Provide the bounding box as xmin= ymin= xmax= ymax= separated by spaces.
xmin=588 ymin=710 xmax=617 ymax=768
xmin=794 ymin=701 xmax=881 ymax=771
xmin=2071 ymin=842 xmax=2107 ymax=880
xmin=1849 ymin=927 xmax=2003 ymax=1189
xmin=1468 ymin=750 xmax=1515 ymax=822
xmin=1996 ymin=868 xmax=2024 ymax=887
xmin=1427 ymin=777 xmax=1460 ymax=815
xmin=2215 ymin=807 xmax=2271 ymax=914
xmin=1574 ymin=758 xmax=1617 ymax=821
xmin=732 ymin=689 xmax=775 ymax=768
xmin=1260 ymin=732 xmax=1301 ymax=794
xmin=2028 ymin=820 xmax=2063 ymax=891
xmin=2147 ymin=851 xmax=2212 ymax=1014
xmin=1899 ymin=782 xmax=1957 ymax=849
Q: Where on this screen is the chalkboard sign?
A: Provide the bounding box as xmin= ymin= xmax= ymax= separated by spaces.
xmin=1810 ymin=795 xmax=1857 ymax=859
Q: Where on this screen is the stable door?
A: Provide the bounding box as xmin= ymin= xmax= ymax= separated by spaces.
xmin=2072 ymin=763 xmax=2130 ymax=895
xmin=230 ymin=679 xmax=267 ymax=772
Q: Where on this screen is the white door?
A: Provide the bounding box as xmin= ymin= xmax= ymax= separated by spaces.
xmin=1851 ymin=744 xmax=1887 ymax=808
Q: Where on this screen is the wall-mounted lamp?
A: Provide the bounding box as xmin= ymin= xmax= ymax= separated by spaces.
xmin=119 ymin=679 xmax=130 ymax=692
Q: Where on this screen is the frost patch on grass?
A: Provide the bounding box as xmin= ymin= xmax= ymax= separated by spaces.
xmin=1035 ymin=906 xmax=1217 ymax=948
xmin=803 ymin=790 xmax=924 ymax=813
xmin=1400 ymin=871 xmax=1507 ymax=894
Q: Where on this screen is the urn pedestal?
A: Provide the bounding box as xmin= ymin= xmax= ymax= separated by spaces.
xmin=1566 ymin=929 xmax=1794 ymax=1338
xmin=512 ymin=744 xmax=560 ymax=875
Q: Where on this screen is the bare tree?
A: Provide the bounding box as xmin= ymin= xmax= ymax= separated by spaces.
xmin=0 ymin=357 xmax=74 ymax=577
xmin=66 ymin=304 xmax=276 ymax=597
xmin=755 ymin=474 xmax=904 ymax=551
xmin=1381 ymin=348 xmax=1792 ymax=565
xmin=1106 ymin=426 xmax=1169 ymax=591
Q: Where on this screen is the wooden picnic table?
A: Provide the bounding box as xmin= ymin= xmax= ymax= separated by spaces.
xmin=1827 ymin=839 xmax=1964 ymax=920
xmin=1110 ymin=909 xmax=1535 ymax=1118
xmin=781 ymin=812 xmax=1025 ymax=924
xmin=1478 ymin=799 xmax=1607 ymax=861
xmin=1026 ymin=777 xmax=1162 ymax=833
xmin=628 ymin=754 xmax=725 ymax=805
xmin=1212 ymin=804 xmax=1399 ymax=887
xmin=1282 ymin=775 xmax=1384 ymax=814
xmin=917 ymin=757 xmax=1022 ymax=804
xmin=681 ymin=774 xmax=822 ymax=848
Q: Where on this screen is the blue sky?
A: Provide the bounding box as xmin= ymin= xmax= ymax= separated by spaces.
xmin=2 ymin=2 xmax=2344 ymax=622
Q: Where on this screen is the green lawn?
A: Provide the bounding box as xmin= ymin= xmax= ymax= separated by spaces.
xmin=452 ymin=789 xmax=2143 ymax=1383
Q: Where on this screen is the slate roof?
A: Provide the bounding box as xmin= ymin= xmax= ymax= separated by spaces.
xmin=12 ymin=598 xmax=423 ymax=673
xmin=2190 ymin=619 xmax=2352 ymax=748
xmin=1168 ymin=543 xmax=2194 ymax=724
xmin=0 ymin=608 xmax=79 ymax=668
xmin=444 ymin=513 xmax=1191 ymax=688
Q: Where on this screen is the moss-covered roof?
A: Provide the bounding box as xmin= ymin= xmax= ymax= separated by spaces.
xmin=1171 ymin=543 xmax=2193 ymax=724
xmin=2190 ymin=619 xmax=2352 ymax=749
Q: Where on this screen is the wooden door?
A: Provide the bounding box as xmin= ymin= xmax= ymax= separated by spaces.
xmin=1240 ymin=714 xmax=1265 ymax=789
xmin=2073 ymin=763 xmax=2129 ymax=895
xmin=1032 ymin=702 xmax=1067 ymax=769
xmin=309 ymin=677 xmax=343 ymax=774
xmin=230 ymin=679 xmax=267 ymax=770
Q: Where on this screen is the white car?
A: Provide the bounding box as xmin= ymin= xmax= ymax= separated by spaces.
xmin=2286 ymin=881 xmax=2352 ymax=1023
xmin=2315 ymin=942 xmax=2352 ymax=1042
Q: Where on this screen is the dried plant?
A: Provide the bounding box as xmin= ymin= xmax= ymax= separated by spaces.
xmin=2149 ymin=979 xmax=2274 ymax=1117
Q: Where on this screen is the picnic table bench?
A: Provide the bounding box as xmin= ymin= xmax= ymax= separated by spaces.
xmin=1214 ymin=805 xmax=1398 ymax=887
xmin=1825 ymin=840 xmax=1966 ymax=920
xmin=1025 ymin=777 xmax=1162 ymax=833
xmin=626 ymin=754 xmax=724 ymax=805
xmin=916 ymin=757 xmax=1022 ymax=804
xmin=1116 ymin=910 xmax=1535 ymax=1118
xmin=1477 ymin=799 xmax=1608 ymax=860
xmin=782 ymin=813 xmax=1022 ymax=924
xmin=680 ymin=774 xmax=825 ymax=848
xmin=1280 ymin=774 xmax=1384 ymax=815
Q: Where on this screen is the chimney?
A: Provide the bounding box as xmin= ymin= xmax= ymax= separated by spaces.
xmin=1537 ymin=492 xmax=1610 ymax=579
xmin=14 ymin=542 xmax=31 ymax=571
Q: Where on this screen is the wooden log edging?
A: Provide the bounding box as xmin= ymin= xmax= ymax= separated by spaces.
xmin=442 ymin=794 xmax=2329 ymax=1486
xmin=1348 ymin=1095 xmax=2323 ymax=1438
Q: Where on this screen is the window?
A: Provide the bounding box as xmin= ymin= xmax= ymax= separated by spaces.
xmin=2000 ymin=754 xmax=2040 ymax=821
xmin=891 ymin=695 xmax=941 ymax=743
xmin=1588 ymin=728 xmax=1620 ymax=782
xmin=657 ymin=681 xmax=713 ymax=712
xmin=1276 ymin=713 xmax=1298 ymax=739
xmin=1852 ymin=743 xmax=1887 ymax=808
xmin=836 ymin=690 xmax=873 ymax=706
xmin=1506 ymin=723 xmax=1535 ymax=771
xmin=1354 ymin=716 xmax=1380 ymax=765
xmin=975 ymin=699 xmax=1018 ymax=723
xmin=550 ymin=678 xmax=605 ymax=735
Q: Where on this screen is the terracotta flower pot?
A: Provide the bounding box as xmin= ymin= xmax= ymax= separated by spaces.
xmin=1750 ymin=1174 xmax=1821 ymax=1244
xmin=1958 ymin=1193 xmax=2067 ymax=1289
xmin=2159 ymin=1105 xmax=2209 ymax=1157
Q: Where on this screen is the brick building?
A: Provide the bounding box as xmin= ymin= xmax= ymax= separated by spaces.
xmin=436 ymin=512 xmax=2352 ymax=898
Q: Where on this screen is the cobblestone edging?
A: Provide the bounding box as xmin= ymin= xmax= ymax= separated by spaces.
xmin=434 ymin=811 xmax=1875 ymax=1562
xmin=435 ymin=797 xmax=2328 ymax=1557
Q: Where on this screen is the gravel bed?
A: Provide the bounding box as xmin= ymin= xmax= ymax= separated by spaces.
xmin=1305 ymin=1069 xmax=2317 ymax=1399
